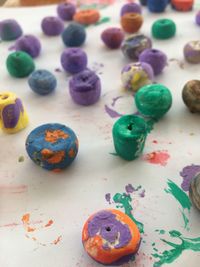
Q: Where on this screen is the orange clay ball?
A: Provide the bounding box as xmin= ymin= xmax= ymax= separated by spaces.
xmin=121 ymin=12 xmax=143 ymax=34
xmin=82 ymin=209 xmax=141 ymax=265
xmin=171 ymin=0 xmax=194 ymax=11
xmin=73 ymin=9 xmax=100 ymax=25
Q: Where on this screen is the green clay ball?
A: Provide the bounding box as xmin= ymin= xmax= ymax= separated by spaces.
xmin=135 ymin=84 xmax=172 ymax=120
xmin=6 ymin=51 xmax=35 ymax=78
xmin=152 ymin=19 xmax=176 ymax=40
xmin=112 ymin=115 xmax=148 ymax=161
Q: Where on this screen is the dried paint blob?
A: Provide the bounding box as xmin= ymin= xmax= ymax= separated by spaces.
xmin=182 ymin=80 xmax=200 ymax=113
xmin=189 ymin=173 xmax=200 ymax=211
xmin=25 ymin=123 xmax=78 ymax=171
xmin=82 ymin=209 xmax=141 ymax=265
xmin=184 ymin=41 xmax=200 ymax=64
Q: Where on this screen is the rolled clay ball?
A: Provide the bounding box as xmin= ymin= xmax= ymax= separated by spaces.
xmin=196 ymin=11 xmax=200 ymax=25
xmin=57 ymin=2 xmax=76 ymax=21
xmin=120 ymin=3 xmax=142 ymax=16
xmin=41 ymin=16 xmax=64 ymax=36
xmin=182 ymin=80 xmax=200 ymax=113
xmin=152 ymin=18 xmax=176 ymax=39
xmin=14 ymin=34 xmax=41 ymax=58
xmin=101 ymin=27 xmax=125 ymax=49
xmin=69 ymin=69 xmax=101 ymax=105
xmin=73 ymin=9 xmax=100 ymax=25
xmin=6 ymin=51 xmax=35 ymax=78
xmin=189 ymin=173 xmax=200 ymax=211
xmin=184 ymin=41 xmax=200 ymax=64
xmin=62 ymin=23 xmax=86 ymax=47
xmin=28 ymin=70 xmax=57 ymax=95
xmin=61 ymin=48 xmax=87 ymax=74
xmin=26 ymin=123 xmax=79 ymax=171
xmin=135 ymin=83 xmax=172 ymax=120
xmin=0 ymin=19 xmax=23 ymax=41
xmin=148 ymin=0 xmax=168 ymax=12
xmin=121 ymin=34 xmax=152 ymax=60
xmin=121 ymin=13 xmax=143 ymax=34
xmin=121 ymin=62 xmax=154 ymax=92
xmin=82 ymin=209 xmax=141 ymax=264
xmin=171 ymin=0 xmax=193 ymax=11
xmin=139 ymin=48 xmax=167 ymax=75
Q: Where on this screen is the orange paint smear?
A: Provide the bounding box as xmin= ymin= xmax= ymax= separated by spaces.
xmin=143 ymin=150 xmax=170 ymax=166
xmin=45 ymin=130 xmax=68 ymax=143
xmin=45 ymin=220 xmax=54 ymax=227
xmin=41 ymin=149 xmax=65 ymax=164
xmin=27 ymin=226 xmax=36 ymax=232
xmin=52 ymin=235 xmax=62 ymax=245
xmin=22 ymin=213 xmax=30 ymax=225
xmin=0 ymin=184 xmax=27 ymax=194
xmin=68 ymin=148 xmax=76 ymax=158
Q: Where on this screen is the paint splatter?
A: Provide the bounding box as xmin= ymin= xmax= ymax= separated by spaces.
xmin=143 ymin=151 xmax=170 ymax=166
xmin=52 ymin=235 xmax=62 ymax=245
xmin=55 ymin=68 xmax=62 ymax=73
xmin=111 ymin=96 xmax=123 ymax=107
xmin=125 ymin=184 xmax=141 ymax=194
xmin=105 ymin=193 xmax=111 ymax=204
xmin=155 ymin=229 xmax=165 ymax=235
xmin=90 ymin=62 xmax=104 ymax=75
xmin=169 ymin=58 xmax=185 ymax=70
xmin=139 ymin=189 xmax=145 ymax=198
xmin=45 ymin=220 xmax=54 ymax=227
xmin=104 ymin=105 xmax=123 ymax=118
xmin=180 ymin=164 xmax=200 ymax=192
xmin=95 ymin=17 xmax=111 ymax=26
xmin=18 ymin=156 xmax=25 ymax=162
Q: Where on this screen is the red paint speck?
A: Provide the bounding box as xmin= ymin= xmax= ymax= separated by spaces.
xmin=143 ymin=151 xmax=170 ymax=166
xmin=45 ymin=220 xmax=54 ymax=227
xmin=152 ymin=140 xmax=158 ymax=144
xmin=52 ymin=235 xmax=62 ymax=245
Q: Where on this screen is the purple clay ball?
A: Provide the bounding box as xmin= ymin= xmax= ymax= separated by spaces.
xmin=101 ymin=27 xmax=125 ymax=49
xmin=57 ymin=2 xmax=76 ymax=21
xmin=41 ymin=16 xmax=64 ymax=36
xmin=196 ymin=11 xmax=200 ymax=26
xmin=139 ymin=48 xmax=167 ymax=75
xmin=184 ymin=41 xmax=200 ymax=64
xmin=69 ymin=69 xmax=101 ymax=105
xmin=61 ymin=48 xmax=87 ymax=74
xmin=15 ymin=34 xmax=41 ymax=58
xmin=0 ymin=19 xmax=23 ymax=41
xmin=120 ymin=3 xmax=142 ymax=16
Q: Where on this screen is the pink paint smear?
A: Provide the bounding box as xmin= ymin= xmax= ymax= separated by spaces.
xmin=143 ymin=151 xmax=170 ymax=166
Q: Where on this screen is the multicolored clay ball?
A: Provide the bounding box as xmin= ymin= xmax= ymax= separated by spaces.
xmin=120 ymin=2 xmax=142 ymax=16
xmin=28 ymin=70 xmax=57 ymax=95
xmin=26 ymin=123 xmax=78 ymax=172
xmin=195 ymin=11 xmax=200 ymax=25
xmin=0 ymin=92 xmax=28 ymax=134
xmin=73 ymin=9 xmax=100 ymax=25
xmin=41 ymin=16 xmax=64 ymax=36
xmin=182 ymin=80 xmax=200 ymax=113
xmin=147 ymin=0 xmax=168 ymax=12
xmin=15 ymin=34 xmax=41 ymax=58
xmin=6 ymin=51 xmax=35 ymax=78
xmin=61 ymin=48 xmax=87 ymax=74
xmin=152 ymin=19 xmax=176 ymax=39
xmin=82 ymin=209 xmax=141 ymax=264
xmin=189 ymin=173 xmax=200 ymax=211
xmin=101 ymin=27 xmax=124 ymax=49
xmin=121 ymin=34 xmax=152 ymax=61
xmin=184 ymin=41 xmax=200 ymax=64
xmin=121 ymin=13 xmax=143 ymax=34
xmin=69 ymin=69 xmax=101 ymax=105
xmin=62 ymin=23 xmax=86 ymax=47
xmin=121 ymin=62 xmax=154 ymax=92
xmin=57 ymin=2 xmax=76 ymax=21
xmin=0 ymin=19 xmax=22 ymax=41
xmin=135 ymin=84 xmax=172 ymax=120
xmin=171 ymin=0 xmax=193 ymax=11
xmin=139 ymin=48 xmax=167 ymax=75
xmin=112 ymin=115 xmax=148 ymax=161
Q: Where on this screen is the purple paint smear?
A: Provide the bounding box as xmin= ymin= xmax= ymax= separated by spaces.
xmin=139 ymin=189 xmax=145 ymax=198
xmin=125 ymin=184 xmax=141 ymax=194
xmin=104 ymin=105 xmax=123 ymax=118
xmin=111 ymin=96 xmax=123 ymax=107
xmin=105 ymin=193 xmax=111 ymax=204
xmin=180 ymin=164 xmax=200 ymax=191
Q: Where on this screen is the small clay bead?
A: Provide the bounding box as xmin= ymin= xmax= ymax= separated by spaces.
xmin=57 ymin=2 xmax=76 ymax=21
xmin=112 ymin=115 xmax=148 ymax=160
xmin=73 ymin=9 xmax=100 ymax=25
xmin=26 ymin=123 xmax=79 ymax=171
xmin=121 ymin=62 xmax=154 ymax=92
xmin=120 ymin=3 xmax=142 ymax=16
xmin=135 ymin=84 xmax=172 ymax=120
xmin=41 ymin=16 xmax=64 ymax=36
xmin=139 ymin=48 xmax=167 ymax=75
xmin=152 ymin=19 xmax=176 ymax=39
xmin=15 ymin=34 xmax=41 ymax=58
xmin=195 ymin=11 xmax=200 ymax=25
xmin=189 ymin=173 xmax=200 ymax=211
xmin=182 ymin=80 xmax=200 ymax=113
xmin=101 ymin=27 xmax=124 ymax=49
xmin=148 ymin=0 xmax=168 ymax=12
xmin=28 ymin=70 xmax=57 ymax=95
xmin=121 ymin=34 xmax=152 ymax=60
xmin=6 ymin=51 xmax=35 ymax=78
xmin=62 ymin=23 xmax=86 ymax=47
xmin=69 ymin=69 xmax=101 ymax=105
xmin=139 ymin=0 xmax=147 ymax=6
xmin=0 ymin=19 xmax=23 ymax=41
xmin=184 ymin=41 xmax=200 ymax=64
xmin=121 ymin=13 xmax=143 ymax=34
xmin=61 ymin=48 xmax=87 ymax=74
xmin=171 ymin=0 xmax=193 ymax=11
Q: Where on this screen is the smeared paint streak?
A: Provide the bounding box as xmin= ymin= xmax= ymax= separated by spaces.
xmin=95 ymin=17 xmax=110 ymax=26
xmin=165 ymin=180 xmax=191 ymax=229
xmin=104 ymin=105 xmax=123 ymax=118
xmin=105 ymin=193 xmax=111 ymax=204
xmin=139 ymin=189 xmax=145 ymax=198
xmin=111 ymin=96 xmax=123 ymax=107
xmin=0 ymin=184 xmax=27 ymax=194
xmin=22 ymin=213 xmax=36 ymax=232
xmin=125 ymin=184 xmax=141 ymax=194
xmin=109 ymin=152 xmax=118 ymax=156
xmin=52 ymin=235 xmax=62 ymax=245
xmin=0 ymin=220 xmax=43 ymax=228
xmin=45 ymin=220 xmax=53 ymax=227
xmin=180 ymin=164 xmax=200 ymax=192
xmin=143 ymin=151 xmax=170 ymax=166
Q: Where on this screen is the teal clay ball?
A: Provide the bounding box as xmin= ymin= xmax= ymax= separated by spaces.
xmin=152 ymin=19 xmax=176 ymax=39
xmin=135 ymin=84 xmax=172 ymax=120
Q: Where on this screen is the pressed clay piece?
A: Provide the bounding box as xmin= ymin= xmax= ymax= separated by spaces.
xmin=189 ymin=173 xmax=200 ymax=211
xmin=57 ymin=2 xmax=76 ymax=21
xmin=184 ymin=41 xmax=200 ymax=64
xmin=41 ymin=16 xmax=64 ymax=36
xmin=73 ymin=9 xmax=100 ymax=25
xmin=112 ymin=115 xmax=148 ymax=160
xmin=171 ymin=0 xmax=193 ymax=11
xmin=121 ymin=13 xmax=143 ymax=34
xmin=0 ymin=19 xmax=22 ymax=41
xmin=182 ymin=80 xmax=200 ymax=113
xmin=120 ymin=3 xmax=142 ymax=16
xmin=148 ymin=0 xmax=168 ymax=13
xmin=15 ymin=34 xmax=41 ymax=58
xmin=62 ymin=23 xmax=86 ymax=47
xmin=82 ymin=209 xmax=141 ymax=264
xmin=0 ymin=92 xmax=28 ymax=134
xmin=26 ymin=123 xmax=78 ymax=171
xmin=152 ymin=19 xmax=176 ymax=39
xmin=101 ymin=27 xmax=124 ymax=49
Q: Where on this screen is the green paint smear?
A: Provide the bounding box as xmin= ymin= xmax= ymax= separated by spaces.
xmin=95 ymin=17 xmax=111 ymax=26
xmin=165 ymin=179 xmax=191 ymax=229
xmin=113 ymin=192 xmax=144 ymax=233
xmin=80 ymin=3 xmax=108 ymax=10
xmin=155 ymin=229 xmax=166 ymax=235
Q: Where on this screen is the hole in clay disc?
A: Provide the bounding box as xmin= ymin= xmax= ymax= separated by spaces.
xmin=105 ymin=227 xmax=111 ymax=232
xmin=0 ymin=94 xmax=9 ymax=100
xmin=127 ymin=123 xmax=133 ymax=131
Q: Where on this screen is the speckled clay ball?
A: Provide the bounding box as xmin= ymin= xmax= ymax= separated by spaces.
xmin=121 ymin=13 xmax=143 ymax=34
xmin=182 ymin=80 xmax=200 ymax=113
xmin=101 ymin=27 xmax=125 ymax=49
xmin=62 ymin=23 xmax=86 ymax=47
xmin=189 ymin=173 xmax=200 ymax=211
xmin=61 ymin=48 xmax=87 ymax=74
xmin=152 ymin=18 xmax=176 ymax=39
xmin=57 ymin=2 xmax=76 ymax=21
xmin=28 ymin=70 xmax=57 ymax=95
xmin=139 ymin=48 xmax=167 ymax=75
xmin=15 ymin=34 xmax=41 ymax=58
xmin=121 ymin=34 xmax=152 ymax=60
xmin=184 ymin=41 xmax=200 ymax=64
xmin=120 ymin=3 xmax=142 ymax=16
xmin=0 ymin=19 xmax=23 ymax=41
xmin=41 ymin=16 xmax=64 ymax=36
xmin=121 ymin=62 xmax=154 ymax=92
xmin=196 ymin=11 xmax=200 ymax=25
